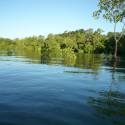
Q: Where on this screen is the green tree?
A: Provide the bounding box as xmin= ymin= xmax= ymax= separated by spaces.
xmin=93 ymin=0 xmax=125 ymax=58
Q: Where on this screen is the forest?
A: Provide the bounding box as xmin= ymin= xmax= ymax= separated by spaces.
xmin=0 ymin=28 xmax=125 ymax=57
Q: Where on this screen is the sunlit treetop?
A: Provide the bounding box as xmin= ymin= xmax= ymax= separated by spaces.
xmin=93 ymin=0 xmax=125 ymax=23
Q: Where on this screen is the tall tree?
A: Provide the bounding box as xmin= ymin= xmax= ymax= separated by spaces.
xmin=93 ymin=0 xmax=125 ymax=58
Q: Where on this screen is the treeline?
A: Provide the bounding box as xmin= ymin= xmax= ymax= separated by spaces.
xmin=0 ymin=28 xmax=125 ymax=56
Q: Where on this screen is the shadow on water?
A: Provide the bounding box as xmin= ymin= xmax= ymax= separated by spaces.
xmin=87 ymin=59 xmax=125 ymax=125
xmin=88 ymin=90 xmax=125 ymax=125
xmin=0 ymin=49 xmax=125 ymax=125
xmin=14 ymin=48 xmax=104 ymax=69
xmin=1 ymin=48 xmax=125 ymax=80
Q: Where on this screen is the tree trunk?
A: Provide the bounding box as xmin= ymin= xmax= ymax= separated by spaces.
xmin=114 ymin=40 xmax=118 ymax=59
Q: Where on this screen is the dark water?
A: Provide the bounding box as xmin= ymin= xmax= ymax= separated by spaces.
xmin=0 ymin=52 xmax=125 ymax=125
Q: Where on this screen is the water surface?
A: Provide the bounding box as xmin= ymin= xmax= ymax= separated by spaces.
xmin=0 ymin=52 xmax=125 ymax=125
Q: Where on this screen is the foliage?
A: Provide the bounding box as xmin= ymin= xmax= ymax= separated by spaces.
xmin=93 ymin=0 xmax=125 ymax=23
xmin=93 ymin=0 xmax=125 ymax=57
xmin=62 ymin=48 xmax=76 ymax=66
xmin=0 ymin=28 xmax=125 ymax=57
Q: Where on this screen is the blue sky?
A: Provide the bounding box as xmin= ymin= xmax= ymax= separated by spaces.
xmin=0 ymin=0 xmax=122 ymax=38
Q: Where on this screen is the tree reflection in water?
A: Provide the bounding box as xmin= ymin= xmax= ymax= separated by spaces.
xmin=88 ymin=60 xmax=125 ymax=125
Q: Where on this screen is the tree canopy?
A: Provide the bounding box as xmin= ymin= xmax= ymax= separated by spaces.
xmin=0 ymin=28 xmax=125 ymax=56
xmin=93 ymin=0 xmax=125 ymax=58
